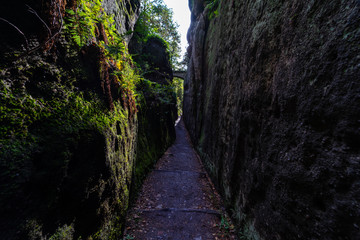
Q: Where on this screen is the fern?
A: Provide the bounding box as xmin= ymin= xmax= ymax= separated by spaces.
xmin=65 ymin=0 xmax=105 ymax=47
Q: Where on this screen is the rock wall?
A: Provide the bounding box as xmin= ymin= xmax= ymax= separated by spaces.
xmin=0 ymin=0 xmax=176 ymax=239
xmin=132 ymin=35 xmax=178 ymax=191
xmin=184 ymin=0 xmax=360 ymax=239
xmin=102 ymin=0 xmax=140 ymax=42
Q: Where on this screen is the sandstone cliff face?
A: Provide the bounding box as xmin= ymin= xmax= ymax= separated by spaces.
xmin=184 ymin=0 xmax=360 ymax=239
xmin=102 ymin=0 xmax=140 ymax=42
xmin=132 ymin=35 xmax=178 ymax=194
xmin=0 ymin=0 xmax=176 ymax=239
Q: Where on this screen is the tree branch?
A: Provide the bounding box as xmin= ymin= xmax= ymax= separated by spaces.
xmin=24 ymin=0 xmax=64 ymax=55
xmin=0 ymin=17 xmax=29 ymax=51
xmin=26 ymin=4 xmax=52 ymax=36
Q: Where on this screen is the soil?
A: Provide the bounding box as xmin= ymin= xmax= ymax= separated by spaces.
xmin=124 ymin=119 xmax=237 ymax=240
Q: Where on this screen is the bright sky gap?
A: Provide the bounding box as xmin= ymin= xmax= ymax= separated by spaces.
xmin=162 ymin=0 xmax=191 ymax=58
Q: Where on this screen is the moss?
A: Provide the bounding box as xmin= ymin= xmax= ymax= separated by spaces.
xmin=0 ymin=9 xmax=138 ymax=240
xmin=49 ymin=224 xmax=75 ymax=240
xmin=205 ymin=0 xmax=220 ymax=19
xmin=145 ymin=34 xmax=169 ymax=50
xmin=1 ymin=0 xmax=179 ymax=239
xmin=131 ymin=78 xmax=177 ymax=194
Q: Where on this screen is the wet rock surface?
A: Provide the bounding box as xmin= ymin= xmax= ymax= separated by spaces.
xmin=124 ymin=119 xmax=237 ymax=239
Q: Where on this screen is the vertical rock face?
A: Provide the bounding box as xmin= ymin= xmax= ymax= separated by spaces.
xmin=102 ymin=0 xmax=140 ymax=42
xmin=130 ymin=34 xmax=178 ymax=190
xmin=0 ymin=0 xmax=176 ymax=239
xmin=184 ymin=0 xmax=360 ymax=239
xmin=0 ymin=2 xmax=140 ymax=239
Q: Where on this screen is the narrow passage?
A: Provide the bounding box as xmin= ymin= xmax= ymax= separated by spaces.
xmin=124 ymin=119 xmax=237 ymax=239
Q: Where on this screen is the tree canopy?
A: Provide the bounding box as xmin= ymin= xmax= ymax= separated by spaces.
xmin=135 ymin=0 xmax=181 ymax=68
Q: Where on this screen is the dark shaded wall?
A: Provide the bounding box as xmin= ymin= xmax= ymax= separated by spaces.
xmin=132 ymin=35 xmax=178 ymax=194
xmin=0 ymin=0 xmax=176 ymax=239
xmin=184 ymin=0 xmax=360 ymax=239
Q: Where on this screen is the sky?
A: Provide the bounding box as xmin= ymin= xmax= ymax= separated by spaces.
xmin=162 ymin=0 xmax=191 ymax=58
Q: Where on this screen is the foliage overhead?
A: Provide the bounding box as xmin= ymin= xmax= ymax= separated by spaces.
xmin=135 ymin=0 xmax=181 ymax=68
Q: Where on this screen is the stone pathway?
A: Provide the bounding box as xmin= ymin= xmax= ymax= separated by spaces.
xmin=124 ymin=119 xmax=237 ymax=240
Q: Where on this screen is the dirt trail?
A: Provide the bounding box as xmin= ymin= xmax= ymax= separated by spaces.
xmin=124 ymin=119 xmax=237 ymax=240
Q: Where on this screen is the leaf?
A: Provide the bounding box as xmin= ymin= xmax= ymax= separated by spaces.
xmin=66 ymin=9 xmax=75 ymax=15
xmin=73 ymin=35 xmax=81 ymax=45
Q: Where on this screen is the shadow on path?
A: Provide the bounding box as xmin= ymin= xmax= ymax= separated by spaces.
xmin=124 ymin=118 xmax=237 ymax=239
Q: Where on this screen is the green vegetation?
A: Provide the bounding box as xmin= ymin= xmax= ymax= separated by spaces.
xmin=65 ymin=0 xmax=139 ymax=103
xmin=138 ymin=79 xmax=174 ymax=104
xmin=0 ymin=56 xmax=132 ymax=224
xmin=133 ymin=76 xmax=177 ymax=191
xmin=217 ymin=214 xmax=237 ymax=239
xmin=0 ymin=0 xmax=180 ymax=239
xmin=134 ymin=0 xmax=181 ymax=68
xmin=65 ymin=0 xmax=105 ymax=47
xmin=1 ymin=0 xmax=133 ymax=238
xmin=0 ymin=79 xmax=122 ymax=140
xmin=172 ymin=77 xmax=184 ymax=116
xmin=205 ymin=0 xmax=220 ymax=19
xmin=49 ymin=224 xmax=75 ymax=240
xmin=218 ymin=215 xmax=231 ymax=231
xmin=123 ymin=234 xmax=135 ymax=240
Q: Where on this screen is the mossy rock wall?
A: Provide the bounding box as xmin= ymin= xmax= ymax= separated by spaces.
xmin=102 ymin=0 xmax=140 ymax=42
xmin=131 ymin=35 xmax=178 ymax=192
xmin=0 ymin=43 xmax=137 ymax=240
xmin=134 ymin=89 xmax=177 ymax=192
xmin=0 ymin=0 xmax=176 ymax=239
